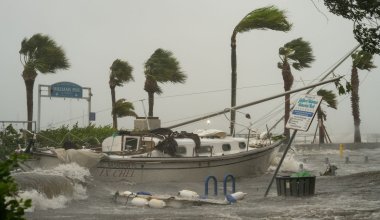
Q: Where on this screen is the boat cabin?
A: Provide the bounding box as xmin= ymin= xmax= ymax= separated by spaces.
xmin=101 ymin=134 xmax=249 ymax=158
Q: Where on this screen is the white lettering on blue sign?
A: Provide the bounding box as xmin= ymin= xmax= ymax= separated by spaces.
xmin=51 ymin=82 xmax=83 ymax=98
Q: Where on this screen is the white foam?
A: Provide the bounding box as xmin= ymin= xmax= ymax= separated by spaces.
xmin=269 ymin=153 xmax=303 ymax=173
xmin=20 ymin=189 xmax=69 ymax=211
xmin=72 ymin=183 xmax=88 ymax=200
xmin=17 ymin=163 xmax=90 ymax=211
xmin=31 ymin=162 xmax=91 ymax=182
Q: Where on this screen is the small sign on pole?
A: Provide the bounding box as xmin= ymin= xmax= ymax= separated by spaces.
xmin=286 ymin=94 xmax=322 ymax=132
xmin=89 ymin=112 xmax=96 ymax=121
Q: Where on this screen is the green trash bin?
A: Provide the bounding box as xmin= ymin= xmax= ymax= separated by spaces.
xmin=276 ymin=176 xmax=316 ymax=196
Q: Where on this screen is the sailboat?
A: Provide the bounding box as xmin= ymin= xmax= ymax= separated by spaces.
xmin=19 ymin=77 xmax=341 ymax=183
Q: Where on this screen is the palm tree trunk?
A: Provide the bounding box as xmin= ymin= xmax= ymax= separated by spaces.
xmin=230 ymin=33 xmax=237 ymax=136
xmin=351 ymin=67 xmax=361 ymax=143
xmin=22 ymin=69 xmax=37 ymax=131
xmin=110 ymin=86 xmax=117 ymax=129
xmin=148 ymin=92 xmax=154 ymax=117
xmin=24 ymin=79 xmax=35 ymax=131
xmin=317 ymin=107 xmax=325 ymax=144
xmin=282 ymin=61 xmax=293 ymax=141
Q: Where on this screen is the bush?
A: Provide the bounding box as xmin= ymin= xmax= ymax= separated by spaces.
xmin=0 ymin=125 xmax=24 ymax=160
xmin=0 ymin=154 xmax=32 ymax=220
xmin=36 ymin=123 xmax=115 ymax=149
xmin=0 ymin=123 xmax=115 ymax=155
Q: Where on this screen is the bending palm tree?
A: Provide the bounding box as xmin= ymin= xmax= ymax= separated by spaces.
xmin=144 ymin=48 xmax=186 ymax=117
xmin=316 ymin=89 xmax=337 ymax=144
xmin=19 ymin=33 xmax=70 ymax=131
xmin=112 ymin=99 xmax=138 ymax=123
xmin=350 ymin=50 xmax=376 ymax=143
xmin=109 ymin=59 xmax=134 ymax=129
xmin=230 ymin=5 xmax=292 ymax=135
xmin=278 ymin=38 xmax=315 ymax=140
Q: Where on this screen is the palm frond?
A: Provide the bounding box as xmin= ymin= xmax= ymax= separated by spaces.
xmin=112 ymin=99 xmax=138 ymax=118
xmin=352 ymin=50 xmax=377 ymax=70
xmin=317 ymin=89 xmax=337 ymax=109
xmin=281 ymin=38 xmax=315 ymax=71
xmin=235 ymin=5 xmax=292 ymax=34
xmin=109 ymin=59 xmax=134 ymax=87
xmin=19 ymin=33 xmax=70 ymax=74
xmin=144 ymin=48 xmax=186 ymax=83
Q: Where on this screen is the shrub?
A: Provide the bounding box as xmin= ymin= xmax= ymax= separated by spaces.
xmin=0 ymin=154 xmax=32 ymax=220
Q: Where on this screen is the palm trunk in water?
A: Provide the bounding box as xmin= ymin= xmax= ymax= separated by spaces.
xmin=351 ymin=67 xmax=361 ymax=143
xmin=317 ymin=107 xmax=325 ymax=144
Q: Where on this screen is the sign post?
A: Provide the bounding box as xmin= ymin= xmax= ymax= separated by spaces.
xmin=264 ymin=94 xmax=322 ymax=197
xmin=37 ymin=82 xmax=92 ymax=131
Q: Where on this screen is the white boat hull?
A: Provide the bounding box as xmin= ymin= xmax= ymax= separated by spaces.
xmin=21 ymin=141 xmax=281 ymax=182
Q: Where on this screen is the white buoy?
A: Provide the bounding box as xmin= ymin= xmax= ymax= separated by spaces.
xmin=131 ymin=197 xmax=148 ymax=207
xmin=148 ymin=199 xmax=166 ymax=208
xmin=178 ymin=189 xmax=200 ymax=198
xmin=230 ymin=192 xmax=247 ymax=200
xmin=120 ymin=191 xmax=135 ymax=197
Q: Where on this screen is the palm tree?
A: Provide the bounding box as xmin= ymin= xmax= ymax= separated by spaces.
xmin=109 ymin=59 xmax=134 ymax=129
xmin=316 ymin=89 xmax=337 ymax=144
xmin=19 ymin=33 xmax=70 ymax=131
xmin=278 ymin=38 xmax=315 ymax=140
xmin=230 ymin=5 xmax=292 ymax=135
xmin=350 ymin=50 xmax=376 ymax=143
xmin=144 ymin=48 xmax=186 ymax=117
xmin=112 ymin=99 xmax=138 ymax=124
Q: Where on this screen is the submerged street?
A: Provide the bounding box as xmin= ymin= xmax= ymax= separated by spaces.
xmin=20 ymin=143 xmax=380 ymax=220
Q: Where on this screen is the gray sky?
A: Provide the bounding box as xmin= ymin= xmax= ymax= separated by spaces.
xmin=1 ymin=0 xmax=379 ymax=142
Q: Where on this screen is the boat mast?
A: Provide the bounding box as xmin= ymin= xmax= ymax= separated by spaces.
xmin=167 ymin=76 xmax=342 ymax=129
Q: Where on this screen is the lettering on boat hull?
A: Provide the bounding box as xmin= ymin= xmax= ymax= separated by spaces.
xmin=97 ymin=161 xmax=136 ymax=178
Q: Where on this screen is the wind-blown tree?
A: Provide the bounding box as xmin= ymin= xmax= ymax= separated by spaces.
xmin=350 ymin=50 xmax=376 ymax=143
xmin=278 ymin=38 xmax=315 ymax=140
xmin=109 ymin=59 xmax=134 ymax=129
xmin=230 ymin=5 xmax=292 ymax=135
xmin=19 ymin=33 xmax=70 ymax=131
xmin=144 ymin=48 xmax=186 ymax=117
xmin=112 ymin=99 xmax=138 ymax=127
xmin=323 ymin=0 xmax=380 ymax=54
xmin=316 ymin=89 xmax=337 ymax=144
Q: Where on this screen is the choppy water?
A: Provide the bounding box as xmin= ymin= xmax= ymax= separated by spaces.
xmin=15 ymin=144 xmax=380 ymax=219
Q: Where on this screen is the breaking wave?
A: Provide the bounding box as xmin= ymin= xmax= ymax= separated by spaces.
xmin=12 ymin=163 xmax=90 ymax=211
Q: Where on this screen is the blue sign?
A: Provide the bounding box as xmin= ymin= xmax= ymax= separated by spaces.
xmin=51 ymin=82 xmax=83 ymax=98
xmin=292 ymin=110 xmax=313 ymax=117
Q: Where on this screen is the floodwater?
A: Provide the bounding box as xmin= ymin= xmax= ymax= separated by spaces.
xmin=14 ymin=143 xmax=380 ymax=220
